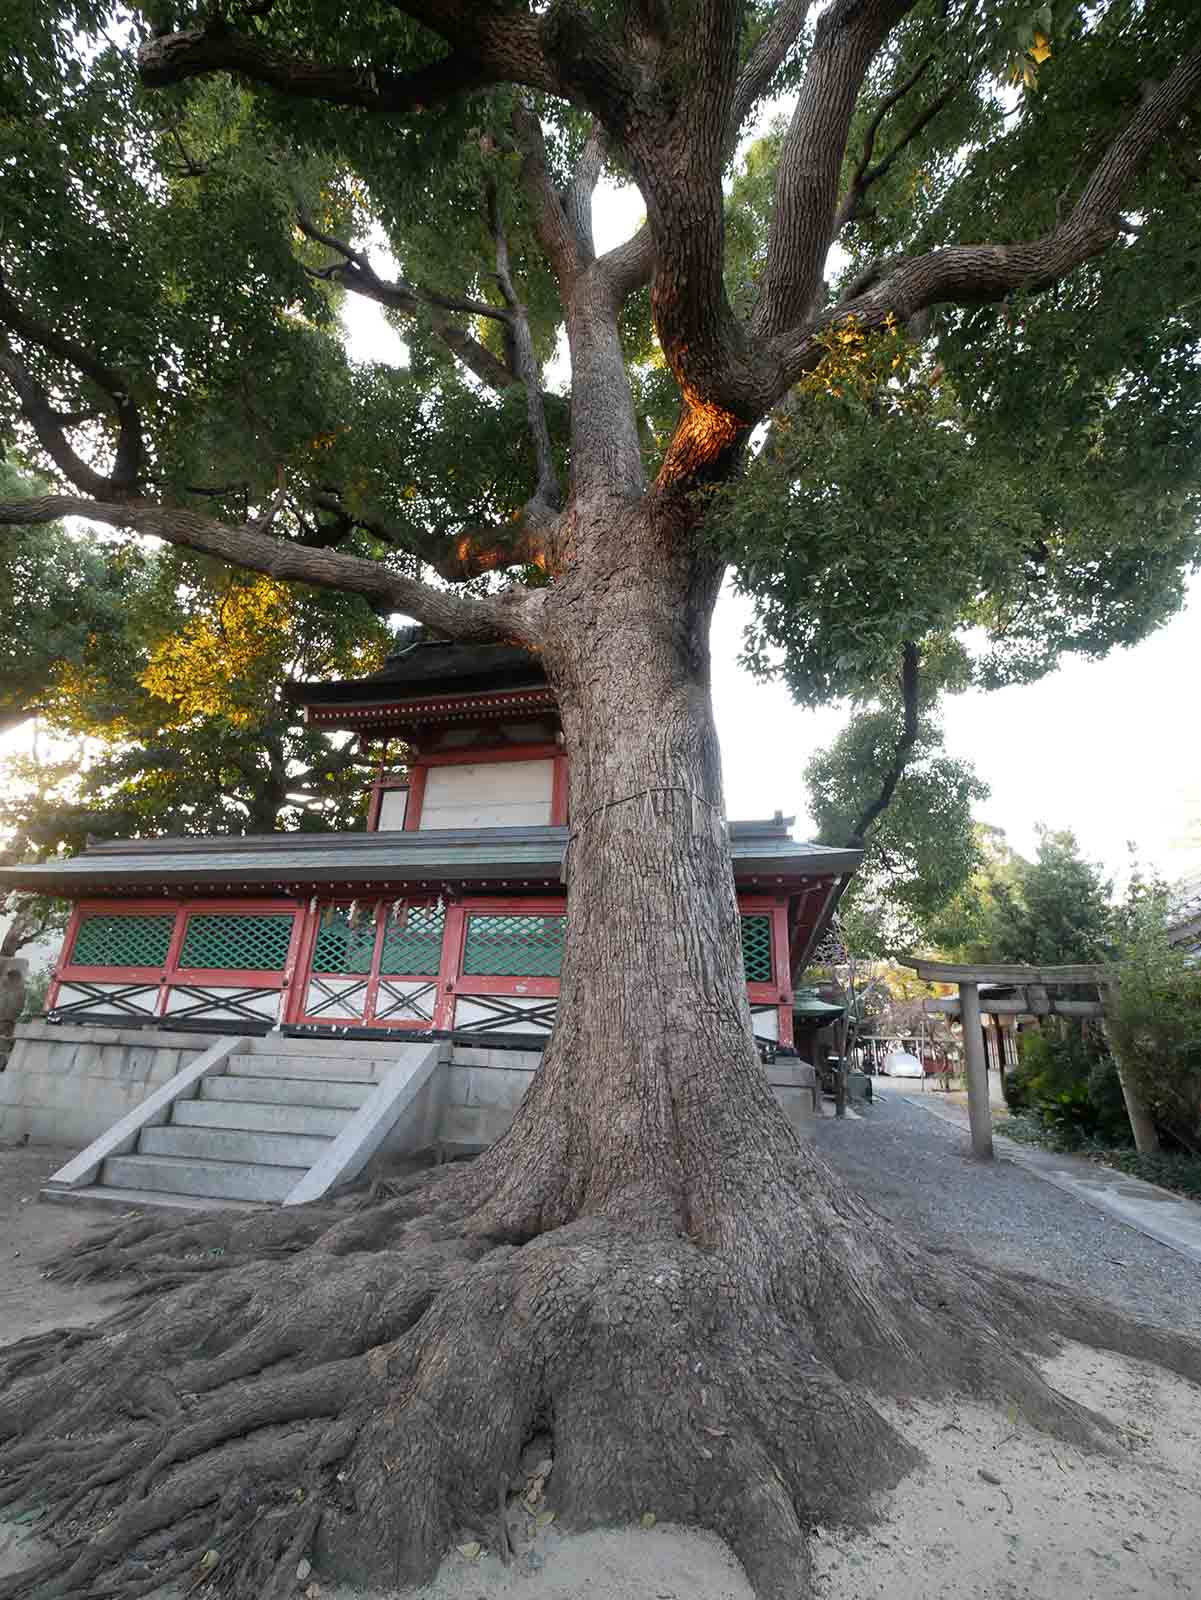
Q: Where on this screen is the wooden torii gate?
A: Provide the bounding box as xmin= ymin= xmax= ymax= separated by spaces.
xmin=896 ymin=958 xmax=1159 ymax=1162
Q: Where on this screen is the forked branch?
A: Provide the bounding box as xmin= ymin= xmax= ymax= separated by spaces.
xmin=831 ymin=55 xmax=959 ymax=235
xmin=484 ymin=179 xmax=562 ymax=513
xmin=295 ymin=211 xmax=517 ymax=396
xmin=751 ymin=0 xmax=920 ymax=340
xmin=0 ymin=277 xmax=145 ymax=495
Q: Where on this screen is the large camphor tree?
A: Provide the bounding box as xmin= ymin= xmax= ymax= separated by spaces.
xmin=2 ymin=3 xmax=1201 ymax=1596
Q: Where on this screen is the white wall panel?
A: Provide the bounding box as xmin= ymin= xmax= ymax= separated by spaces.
xmin=420 ymin=759 xmax=553 ymax=829
xmin=376 ymin=788 xmax=409 ymax=830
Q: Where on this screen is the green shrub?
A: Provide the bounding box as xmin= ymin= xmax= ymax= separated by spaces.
xmin=1009 ymin=1025 xmax=1129 ymax=1147
xmin=1108 ymin=888 xmax=1201 ymax=1150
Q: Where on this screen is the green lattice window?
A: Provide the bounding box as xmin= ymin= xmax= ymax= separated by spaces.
xmin=310 ymin=908 xmax=376 ymax=974
xmin=179 ymin=914 xmax=294 ymax=971
xmin=741 ymin=915 xmax=773 ymax=984
xmin=462 ymin=913 xmax=565 ymax=978
xmin=70 ymin=914 xmax=175 ymax=968
xmin=378 ymin=904 xmax=444 ymax=975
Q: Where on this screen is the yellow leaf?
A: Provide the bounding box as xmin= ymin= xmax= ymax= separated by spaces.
xmin=640 ymin=1513 xmax=657 ymax=1530
xmin=1030 ymin=32 xmax=1052 ymax=64
xmin=456 ymin=1542 xmax=482 ymax=1561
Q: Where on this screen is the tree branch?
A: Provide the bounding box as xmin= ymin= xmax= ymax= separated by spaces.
xmin=0 ymin=340 xmax=114 ymax=500
xmin=598 ymin=221 xmax=655 ymax=302
xmin=0 ymin=495 xmax=536 ymax=644
xmin=849 ymin=641 xmax=920 ymax=843
xmin=752 ymin=0 xmax=920 ymax=341
xmin=512 ymin=103 xmax=587 ymax=283
xmin=564 ymin=122 xmax=607 ymax=258
xmin=0 ymin=277 xmax=144 ymax=493
xmin=296 ymin=211 xmax=520 ymax=394
xmin=309 ymin=488 xmax=554 ymax=582
xmin=484 ymin=180 xmax=562 ymax=513
xmin=138 ymin=26 xmax=507 ymax=116
xmin=830 ymin=55 xmax=958 ymax=236
xmin=729 ymin=0 xmax=814 ymax=144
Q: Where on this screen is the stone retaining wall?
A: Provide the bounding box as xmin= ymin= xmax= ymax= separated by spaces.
xmin=0 ymin=1023 xmax=215 ymax=1145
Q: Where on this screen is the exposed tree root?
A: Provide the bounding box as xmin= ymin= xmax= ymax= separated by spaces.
xmin=3 ymin=1142 xmax=1199 ymax=1600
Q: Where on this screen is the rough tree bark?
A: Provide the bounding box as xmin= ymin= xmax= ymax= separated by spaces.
xmin=3 ymin=7 xmax=1201 ymax=1600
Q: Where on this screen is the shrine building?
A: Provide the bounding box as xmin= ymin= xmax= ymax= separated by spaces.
xmin=1 ymin=634 xmax=859 ymax=1058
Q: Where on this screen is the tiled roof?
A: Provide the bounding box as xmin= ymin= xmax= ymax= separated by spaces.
xmin=0 ymin=822 xmax=860 ymax=895
xmin=288 ymin=640 xmax=546 ymax=707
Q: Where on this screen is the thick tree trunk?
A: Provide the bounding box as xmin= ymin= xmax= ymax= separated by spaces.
xmin=472 ymin=494 xmax=795 ymax=1240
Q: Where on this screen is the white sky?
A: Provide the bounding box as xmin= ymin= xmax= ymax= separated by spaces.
xmin=339 ymin=176 xmax=1201 ymax=887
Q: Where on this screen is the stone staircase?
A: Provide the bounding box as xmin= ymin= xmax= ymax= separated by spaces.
xmin=43 ymin=1036 xmax=433 ymax=1213
xmin=41 ymin=1034 xmax=818 ymax=1214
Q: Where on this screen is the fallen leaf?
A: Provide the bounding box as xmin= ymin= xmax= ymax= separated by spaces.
xmin=536 ymin=1510 xmax=555 ymax=1527
xmin=456 ymin=1542 xmax=482 ymax=1560
xmin=198 ymin=1550 xmax=219 ymax=1571
xmin=297 ymin=1558 xmax=312 ymax=1581
xmin=640 ymin=1513 xmax=657 ymax=1529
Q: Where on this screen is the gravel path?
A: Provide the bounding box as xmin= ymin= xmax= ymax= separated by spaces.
xmin=810 ymin=1086 xmax=1201 ymax=1337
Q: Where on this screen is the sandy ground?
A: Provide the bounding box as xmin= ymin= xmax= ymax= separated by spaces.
xmin=0 ymin=1143 xmax=130 ymax=1341
xmin=2 ymin=1144 xmax=1201 ymax=1600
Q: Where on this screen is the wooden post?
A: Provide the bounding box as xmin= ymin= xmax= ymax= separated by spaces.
xmin=1101 ymin=977 xmax=1160 ymax=1155
xmin=959 ymin=980 xmax=993 ymax=1160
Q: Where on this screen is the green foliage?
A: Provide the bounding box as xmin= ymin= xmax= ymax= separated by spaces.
xmin=0 ymin=465 xmax=132 ymax=731
xmin=1108 ymin=883 xmax=1201 ymax=1148
xmin=0 ymin=542 xmax=393 ymax=846
xmin=1005 ymin=1024 xmax=1129 ymax=1145
xmin=932 ymin=826 xmax=1115 ymax=964
xmin=18 ymin=964 xmax=53 ymax=1022
xmin=711 ymin=0 xmax=1201 ymax=710
xmin=804 ymin=670 xmax=988 ymax=949
xmin=0 ymin=0 xmax=1198 ymax=894
xmin=1095 ymin=1150 xmax=1201 ymax=1203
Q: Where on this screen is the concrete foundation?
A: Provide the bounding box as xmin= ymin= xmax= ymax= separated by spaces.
xmin=0 ymin=1024 xmax=215 ymax=1145
xmin=6 ymin=1027 xmax=821 ymax=1190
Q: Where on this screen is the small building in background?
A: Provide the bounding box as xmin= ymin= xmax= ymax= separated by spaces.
xmin=0 ymin=632 xmax=859 ymax=1058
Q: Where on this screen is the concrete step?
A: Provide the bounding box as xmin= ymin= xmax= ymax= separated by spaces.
xmin=139 ymin=1124 xmax=332 ymax=1168
xmin=227 ymin=1053 xmax=380 ymax=1083
xmin=102 ymin=1152 xmax=305 ymax=1203
xmin=41 ymin=1184 xmax=268 ymax=1215
xmin=201 ymin=1074 xmax=373 ymax=1110
xmin=173 ymin=1099 xmax=352 ymax=1138
xmin=249 ymin=1035 xmax=407 ymax=1060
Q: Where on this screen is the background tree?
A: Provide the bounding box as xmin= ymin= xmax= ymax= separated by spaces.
xmin=0 ymin=505 xmax=392 ymax=964
xmin=804 ymin=641 xmax=988 ymax=950
xmin=0 ymin=466 xmax=133 ymax=736
xmin=3 ymin=5 xmax=1201 ymax=1598
xmin=933 ymin=825 xmax=1115 ymax=963
xmin=1 ymin=548 xmax=392 ymax=843
xmin=1108 ymin=880 xmax=1201 ymax=1151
